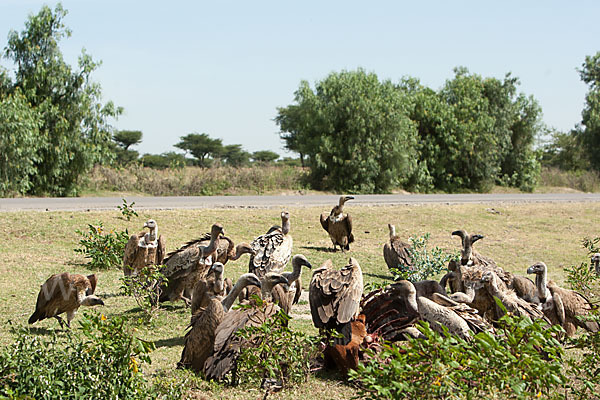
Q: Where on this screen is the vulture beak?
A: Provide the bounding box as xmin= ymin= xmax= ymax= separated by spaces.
xmin=526 ymin=265 xmax=536 ymax=275
xmin=471 ymin=234 xmax=484 ymax=243
xmin=143 ymin=222 xmax=149 ymax=228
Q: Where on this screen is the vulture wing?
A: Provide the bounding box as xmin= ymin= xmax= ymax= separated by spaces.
xmin=156 ymin=235 xmax=166 ymax=265
xmin=122 ymin=233 xmax=141 ymax=273
xmin=344 ymin=213 xmax=354 ymax=244
xmin=320 ymin=213 xmax=330 ymax=233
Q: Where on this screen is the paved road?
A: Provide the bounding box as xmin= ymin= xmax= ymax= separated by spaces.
xmin=1 ymin=193 xmax=599 ymax=211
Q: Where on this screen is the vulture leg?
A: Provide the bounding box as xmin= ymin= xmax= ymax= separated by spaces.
xmin=55 ymin=315 xmax=67 ymax=329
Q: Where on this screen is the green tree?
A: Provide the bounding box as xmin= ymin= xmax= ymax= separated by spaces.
xmin=0 ymin=89 xmax=41 ymax=196
xmin=113 ymin=130 xmax=142 ymax=150
xmin=580 ymin=51 xmax=600 ymax=170
xmin=174 ymin=133 xmax=222 ymax=167
xmin=3 ymin=4 xmax=121 ymax=196
xmin=222 ymin=144 xmax=250 ymax=167
xmin=140 ymin=152 xmax=187 ymax=169
xmin=541 ymin=128 xmax=589 ymax=170
xmin=276 ymin=69 xmax=420 ymax=193
xmin=252 ymin=150 xmax=279 ymax=163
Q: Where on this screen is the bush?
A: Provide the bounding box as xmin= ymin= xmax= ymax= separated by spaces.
xmin=120 ymin=265 xmax=165 ymax=322
xmin=74 ymin=222 xmax=129 ymax=269
xmin=390 ymin=233 xmax=457 ymax=282
xmin=235 ymin=300 xmax=321 ymax=388
xmin=0 ymin=312 xmax=154 ymax=399
xmin=349 ymin=313 xmax=565 ymax=399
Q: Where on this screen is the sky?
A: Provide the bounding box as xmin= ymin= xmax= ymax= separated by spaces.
xmin=1 ymin=1 xmax=599 ymax=157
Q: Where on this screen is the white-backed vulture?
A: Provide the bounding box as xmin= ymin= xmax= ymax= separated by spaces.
xmin=203 ymin=273 xmax=289 ymax=381
xmin=439 ymin=260 xmax=465 ymax=294
xmin=320 ymin=195 xmax=355 ymax=252
xmin=272 ymin=254 xmax=312 ymax=313
xmin=309 ymin=257 xmax=363 ymax=331
xmin=190 ymin=262 xmax=226 ymax=315
xmin=591 ymin=253 xmax=600 ymax=275
xmin=178 ymin=273 xmax=262 ymax=373
xmin=158 ymin=223 xmax=224 ymax=305
xmin=122 ymin=219 xmax=166 ymax=276
xmin=480 ymin=271 xmax=546 ymax=321
xmin=527 ymin=262 xmax=599 ymax=337
xmin=413 ymin=280 xmax=447 ymax=300
xmin=29 ymin=273 xmax=104 ymax=328
xmin=383 ymin=224 xmax=412 ymax=271
xmin=194 ymin=232 xmax=255 ymax=266
xmin=248 ymin=211 xmax=293 ymax=277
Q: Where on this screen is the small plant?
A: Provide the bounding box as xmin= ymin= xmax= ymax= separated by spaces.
xmin=0 ymin=312 xmax=154 ymax=399
xmin=390 ymin=233 xmax=457 ymax=282
xmin=74 ymin=222 xmax=129 ymax=269
xmin=564 ymin=309 xmax=600 ymax=399
xmin=349 ymin=312 xmax=565 ymax=399
xmin=564 ymin=262 xmax=599 ymax=299
xmin=117 ymin=198 xmax=139 ymax=221
xmin=234 ymin=299 xmax=321 ymax=389
xmin=582 ymin=236 xmax=600 ymax=254
xmin=120 ymin=265 xmax=166 ymax=322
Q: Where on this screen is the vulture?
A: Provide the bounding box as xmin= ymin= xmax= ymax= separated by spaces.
xmin=439 ymin=260 xmax=466 ymax=294
xmin=309 ymin=257 xmax=363 ymax=331
xmin=383 ymin=224 xmax=412 ymax=271
xmin=480 ymin=271 xmax=546 ymax=321
xmin=29 ymin=273 xmax=104 ymax=328
xmin=203 ymin=273 xmax=289 ymax=381
xmin=527 ymin=262 xmax=599 ymax=337
xmin=158 ymin=223 xmax=224 ymax=305
xmin=122 ymin=219 xmax=166 ymax=276
xmin=320 ymin=195 xmax=355 ymax=252
xmin=591 ymin=253 xmax=600 ymax=275
xmin=195 ymin=232 xmax=255 ymax=266
xmin=178 ymin=273 xmax=262 ymax=373
xmin=190 ymin=262 xmax=226 ymax=315
xmin=248 ymin=211 xmax=293 ymax=277
xmin=451 ymin=229 xmax=497 ymax=269
xmin=270 ymin=254 xmax=312 ymax=314
xmin=413 ymin=280 xmax=447 ymax=300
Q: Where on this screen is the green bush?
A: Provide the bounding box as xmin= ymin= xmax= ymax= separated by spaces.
xmin=0 ymin=312 xmax=154 ymax=399
xmin=74 ymin=222 xmax=129 ymax=269
xmin=117 ymin=198 xmax=138 ymax=221
xmin=120 ymin=265 xmax=166 ymax=323
xmin=235 ymin=300 xmax=321 ymax=388
xmin=390 ymin=233 xmax=457 ymax=282
xmin=349 ymin=313 xmax=565 ymax=399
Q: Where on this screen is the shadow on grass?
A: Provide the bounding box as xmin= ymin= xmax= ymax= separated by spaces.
xmin=26 ymin=326 xmax=63 ymax=336
xmin=363 ymin=272 xmax=393 ymax=281
xmin=154 ymin=336 xmax=184 ymax=348
xmin=299 ymin=245 xmax=336 ymax=253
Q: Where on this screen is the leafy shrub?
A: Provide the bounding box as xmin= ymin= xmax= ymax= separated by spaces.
xmin=564 ymin=310 xmax=600 ymax=399
xmin=349 ymin=313 xmax=565 ymax=399
xmin=235 ymin=300 xmax=320 ymax=388
xmin=390 ymin=233 xmax=457 ymax=282
xmin=0 ymin=312 xmax=154 ymax=399
xmin=120 ymin=265 xmax=166 ymax=322
xmin=117 ymin=198 xmax=138 ymax=221
xmin=74 ymin=222 xmax=129 ymax=269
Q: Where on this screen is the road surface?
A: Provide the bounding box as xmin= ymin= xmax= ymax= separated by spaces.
xmin=1 ymin=193 xmax=599 ymax=211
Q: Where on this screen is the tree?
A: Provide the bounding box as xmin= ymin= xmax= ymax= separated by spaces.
xmin=0 ymin=89 xmax=41 ymax=196
xmin=276 ymin=69 xmax=421 ymax=193
xmin=113 ymin=130 xmax=142 ymax=150
xmin=579 ymin=52 xmax=600 ymax=170
xmin=174 ymin=133 xmax=222 ymax=167
xmin=252 ymin=150 xmax=279 ymax=163
xmin=140 ymin=152 xmax=187 ymax=169
xmin=2 ymin=4 xmax=121 ymax=196
xmin=222 ymin=144 xmax=250 ymax=167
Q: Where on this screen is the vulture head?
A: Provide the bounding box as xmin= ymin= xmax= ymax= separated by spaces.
xmin=591 ymin=253 xmax=600 ymax=267
xmin=81 ymin=295 xmax=105 ymax=307
xmin=527 ymin=262 xmax=547 ymax=276
xmin=262 ymin=272 xmax=289 ymax=294
xmin=235 ymin=243 xmax=256 ymax=258
xmin=210 ymin=223 xmax=225 ymax=238
xmin=209 ymin=262 xmax=224 ymax=276
xmin=452 ymin=229 xmax=484 ymax=265
xmin=143 ymin=219 xmax=157 ymax=230
xmin=339 ymin=195 xmax=355 ymax=207
xmin=292 ymin=254 xmax=312 ymax=270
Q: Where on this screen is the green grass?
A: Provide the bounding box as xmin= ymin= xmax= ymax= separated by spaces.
xmin=1 ymin=202 xmax=598 ymax=399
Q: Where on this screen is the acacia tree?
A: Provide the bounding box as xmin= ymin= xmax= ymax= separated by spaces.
xmin=222 ymin=144 xmax=250 ymax=167
xmin=276 ymin=69 xmax=421 ymax=193
xmin=252 ymin=150 xmax=279 ymax=163
xmin=174 ymin=133 xmax=223 ymax=167
xmin=3 ymin=4 xmax=121 ymax=196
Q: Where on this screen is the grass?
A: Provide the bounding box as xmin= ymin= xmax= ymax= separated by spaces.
xmin=1 ymin=201 xmax=598 ymax=399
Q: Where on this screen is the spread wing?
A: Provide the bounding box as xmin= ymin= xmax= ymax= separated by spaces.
xmin=309 ymin=259 xmax=363 ymax=329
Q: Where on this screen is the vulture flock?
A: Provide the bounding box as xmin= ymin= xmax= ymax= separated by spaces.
xmin=28 ymin=195 xmax=600 ymax=381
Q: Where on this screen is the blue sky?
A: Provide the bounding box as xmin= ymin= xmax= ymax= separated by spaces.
xmin=1 ymin=1 xmax=599 ymax=157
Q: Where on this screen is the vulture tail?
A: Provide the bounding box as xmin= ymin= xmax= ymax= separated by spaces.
xmin=28 ymin=310 xmax=40 ymax=324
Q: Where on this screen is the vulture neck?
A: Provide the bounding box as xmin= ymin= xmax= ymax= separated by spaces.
xmin=535 ymin=270 xmax=549 ymax=302
xmin=221 ymin=277 xmax=250 ymax=312
xmin=203 ymin=232 xmax=220 ymax=256
xmin=389 ymin=225 xmax=396 ymax=238
xmin=461 ymin=240 xmax=473 ymax=265
xmin=405 ymin=285 xmax=420 ymax=315
xmin=484 ymin=276 xmax=502 ymax=299
xmin=230 ymin=244 xmax=250 ymax=261
xmin=146 ymin=227 xmax=157 ymax=244
xmin=281 ymin=219 xmax=290 ymax=235
xmin=212 ymin=272 xmax=224 ymax=294
xmin=286 ymin=259 xmax=303 ymax=283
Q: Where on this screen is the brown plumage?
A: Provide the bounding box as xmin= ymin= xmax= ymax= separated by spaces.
xmin=591 ymin=253 xmax=600 ymax=275
xmin=194 ymin=233 xmax=255 ymax=265
xmin=190 ymin=262 xmax=226 ymax=315
xmin=322 ymin=314 xmax=369 ymax=375
xmin=383 ymin=224 xmax=412 ymax=271
xmin=413 ymin=280 xmax=447 ymax=300
xmin=158 ymin=223 xmax=224 ymax=305
xmin=480 ymin=271 xmax=546 ymax=321
xmin=272 ymin=254 xmax=312 ymax=313
xmin=309 ymin=257 xmax=363 ymax=330
xmin=248 ymin=211 xmax=293 ymax=278
xmin=203 ymin=273 xmax=288 ymax=381
xmin=527 ymin=262 xmax=599 ymax=337
xmin=29 ymin=273 xmax=104 ymax=328
xmin=439 ymin=260 xmax=465 ymax=294
xmin=320 ymin=195 xmax=355 ymax=252
xmin=122 ymin=219 xmax=166 ymax=276
xmin=178 ymin=273 xmax=262 ymax=373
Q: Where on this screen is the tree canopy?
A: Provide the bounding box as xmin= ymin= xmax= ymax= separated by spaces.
xmin=174 ymin=133 xmax=223 ymax=167
xmin=1 ymin=4 xmax=121 ymax=196
xmin=580 ymin=52 xmax=600 ymax=170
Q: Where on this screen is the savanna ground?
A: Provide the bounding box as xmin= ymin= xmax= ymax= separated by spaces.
xmin=0 ymin=201 xmax=598 ymax=399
